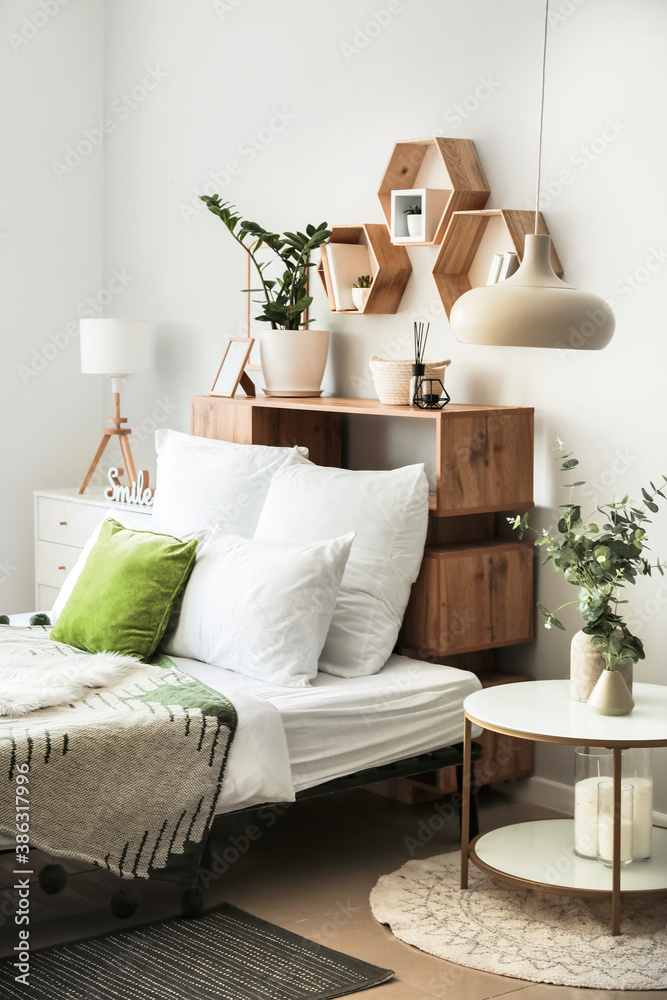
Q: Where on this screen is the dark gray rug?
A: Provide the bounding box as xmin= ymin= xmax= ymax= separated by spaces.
xmin=0 ymin=902 xmax=394 ymax=999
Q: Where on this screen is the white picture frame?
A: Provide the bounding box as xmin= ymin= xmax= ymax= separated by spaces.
xmin=210 ymin=338 xmax=255 ymax=397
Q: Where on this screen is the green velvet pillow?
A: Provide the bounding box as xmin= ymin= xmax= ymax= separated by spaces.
xmin=50 ymin=518 xmax=198 ymax=660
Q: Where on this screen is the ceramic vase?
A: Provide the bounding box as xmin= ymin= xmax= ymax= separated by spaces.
xmin=406 ymin=214 xmax=422 ymax=238
xmin=570 ymin=629 xmax=633 ymax=703
xmin=351 ymin=287 xmax=370 ymax=311
xmin=259 ymin=329 xmax=329 ymax=398
xmin=588 ymin=669 xmax=635 ymax=716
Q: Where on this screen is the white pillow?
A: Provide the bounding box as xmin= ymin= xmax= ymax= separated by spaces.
xmin=254 ymin=463 xmax=429 ymax=678
xmin=50 ymin=509 xmax=158 ymax=624
xmin=166 ymin=525 xmax=355 ymax=688
xmin=150 ymin=429 xmax=309 ymax=540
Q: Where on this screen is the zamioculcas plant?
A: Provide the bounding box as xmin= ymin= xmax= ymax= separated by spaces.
xmin=403 ymin=204 xmax=422 ymax=216
xmin=353 ymin=275 xmax=372 ymax=288
xmin=199 ymin=195 xmax=331 ymax=330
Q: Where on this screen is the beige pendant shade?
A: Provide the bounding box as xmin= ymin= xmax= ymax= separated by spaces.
xmin=450 ymin=0 xmax=615 ymax=352
xmin=450 ymin=234 xmax=616 ymax=349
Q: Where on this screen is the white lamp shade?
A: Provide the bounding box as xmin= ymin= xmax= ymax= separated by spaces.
xmin=450 ymin=235 xmax=615 ymax=350
xmin=80 ymin=319 xmax=153 ymax=376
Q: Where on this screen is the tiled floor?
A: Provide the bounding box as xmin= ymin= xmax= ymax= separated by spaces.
xmin=0 ymin=787 xmax=664 ymax=998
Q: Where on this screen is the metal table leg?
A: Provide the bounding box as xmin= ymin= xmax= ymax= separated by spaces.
xmin=460 ymin=715 xmax=471 ymax=890
xmin=612 ymin=746 xmax=622 ymax=935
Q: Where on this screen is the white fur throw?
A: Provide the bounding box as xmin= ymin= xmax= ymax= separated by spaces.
xmin=0 ymin=652 xmax=141 ymax=716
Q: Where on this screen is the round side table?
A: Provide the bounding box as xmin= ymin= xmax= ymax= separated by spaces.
xmin=460 ymin=679 xmax=667 ymax=935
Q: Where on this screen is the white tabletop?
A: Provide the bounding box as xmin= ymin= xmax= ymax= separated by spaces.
xmin=464 ymin=679 xmax=667 ymax=747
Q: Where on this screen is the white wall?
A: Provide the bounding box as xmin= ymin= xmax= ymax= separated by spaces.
xmin=91 ymin=0 xmax=667 ymax=807
xmin=0 ymin=0 xmax=106 ymax=613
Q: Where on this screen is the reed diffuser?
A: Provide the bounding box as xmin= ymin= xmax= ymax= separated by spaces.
xmin=410 ymin=321 xmax=430 ymax=407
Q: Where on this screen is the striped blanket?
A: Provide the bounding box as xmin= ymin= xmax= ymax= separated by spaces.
xmin=0 ymin=626 xmax=237 ymax=883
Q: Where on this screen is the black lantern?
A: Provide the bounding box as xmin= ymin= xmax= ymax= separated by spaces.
xmin=413 ymin=377 xmax=450 ymax=409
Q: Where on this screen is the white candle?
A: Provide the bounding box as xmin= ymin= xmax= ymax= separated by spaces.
xmin=574 ymin=776 xmax=602 ymax=858
xmin=597 ymin=781 xmax=633 ymax=867
xmin=632 ymin=776 xmax=653 ymax=860
xmin=598 ymin=816 xmax=633 ymax=866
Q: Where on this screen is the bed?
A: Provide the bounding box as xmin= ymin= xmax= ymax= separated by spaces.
xmin=1 ymin=614 xmax=483 ymax=859
xmin=1 ymin=434 xmax=486 ymax=872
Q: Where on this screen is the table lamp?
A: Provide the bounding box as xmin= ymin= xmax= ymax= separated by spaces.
xmin=79 ymin=318 xmax=153 ymax=494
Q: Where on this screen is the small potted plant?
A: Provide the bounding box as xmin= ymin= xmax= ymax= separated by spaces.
xmin=351 ymin=274 xmax=372 ymax=311
xmin=200 ymin=195 xmax=331 ymax=397
xmin=509 ymin=440 xmax=666 ymax=714
xmin=404 ymin=203 xmax=423 ymax=239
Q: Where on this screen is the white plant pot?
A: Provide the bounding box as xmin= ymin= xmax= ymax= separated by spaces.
xmin=351 ymin=287 xmax=370 ymax=311
xmin=260 ymin=328 xmax=329 ymax=398
xmin=406 ymin=214 xmax=423 ymax=238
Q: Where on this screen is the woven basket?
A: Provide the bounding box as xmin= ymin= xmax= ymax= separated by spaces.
xmin=369 ymin=357 xmax=451 ymax=406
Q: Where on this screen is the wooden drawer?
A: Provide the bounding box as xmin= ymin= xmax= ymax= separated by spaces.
xmin=35 ymin=541 xmax=81 ymax=590
xmin=36 ymin=496 xmax=104 ymax=548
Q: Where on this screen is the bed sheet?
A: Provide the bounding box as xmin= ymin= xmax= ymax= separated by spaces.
xmin=172 ymin=653 xmax=483 ymax=800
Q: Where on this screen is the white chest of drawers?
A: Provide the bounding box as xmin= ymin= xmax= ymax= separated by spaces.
xmin=33 ymin=489 xmax=153 ymax=610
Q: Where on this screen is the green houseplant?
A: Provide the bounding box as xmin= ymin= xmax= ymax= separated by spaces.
xmin=509 ymin=440 xmax=666 ymax=710
xmin=200 ymin=195 xmax=331 ymax=396
xmin=351 ymin=274 xmax=372 ymax=311
xmin=403 ymin=203 xmax=423 ymax=239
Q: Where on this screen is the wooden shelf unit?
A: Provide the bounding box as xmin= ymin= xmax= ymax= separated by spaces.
xmin=432 ymin=209 xmax=564 ymax=318
xmin=191 ymin=393 xmax=535 ymax=788
xmin=191 ymin=396 xmax=534 ymax=518
xmin=377 ymin=137 xmax=490 ymax=247
xmin=317 ymin=224 xmax=412 ymax=315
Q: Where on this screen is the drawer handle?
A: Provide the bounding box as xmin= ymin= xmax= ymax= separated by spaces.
xmin=59 ymin=521 xmax=67 ymax=526
xmin=58 ymin=566 xmax=66 ymax=571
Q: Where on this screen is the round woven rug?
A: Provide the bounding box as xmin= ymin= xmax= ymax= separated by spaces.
xmin=370 ymin=852 xmax=667 ymax=990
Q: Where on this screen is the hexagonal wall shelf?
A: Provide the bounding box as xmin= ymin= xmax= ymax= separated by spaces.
xmin=317 ymin=224 xmax=412 ymax=314
xmin=432 ymin=209 xmax=564 ymax=318
xmin=377 ymin=138 xmax=490 ymax=247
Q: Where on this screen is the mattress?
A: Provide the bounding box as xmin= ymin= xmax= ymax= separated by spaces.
xmin=6 ymin=614 xmax=482 ymax=816
xmin=173 ymin=653 xmax=483 ymax=801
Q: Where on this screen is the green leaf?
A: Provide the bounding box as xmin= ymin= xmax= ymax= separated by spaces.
xmin=561 ymin=458 xmax=579 ymax=470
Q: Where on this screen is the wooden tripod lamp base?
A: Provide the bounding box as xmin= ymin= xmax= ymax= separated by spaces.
xmin=79 ymin=391 xmax=138 ymax=495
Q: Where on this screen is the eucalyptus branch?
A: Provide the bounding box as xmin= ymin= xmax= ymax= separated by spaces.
xmin=509 ymin=441 xmax=667 ymax=668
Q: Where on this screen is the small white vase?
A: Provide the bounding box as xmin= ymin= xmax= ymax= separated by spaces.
xmin=351 ymin=287 xmax=370 ymax=311
xmin=406 ymin=214 xmax=422 ymax=238
xmin=570 ymin=629 xmax=633 ymax=703
xmin=259 ymin=328 xmax=329 ymax=398
xmin=588 ymin=669 xmax=635 ymax=716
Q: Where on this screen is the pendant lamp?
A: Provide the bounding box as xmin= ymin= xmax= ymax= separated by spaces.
xmin=449 ymin=1 xmax=615 ymax=350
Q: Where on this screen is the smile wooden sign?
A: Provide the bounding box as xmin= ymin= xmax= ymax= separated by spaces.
xmin=104 ymin=467 xmax=154 ymax=507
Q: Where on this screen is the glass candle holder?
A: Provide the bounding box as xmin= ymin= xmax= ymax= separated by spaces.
xmin=625 ymin=748 xmax=653 ymax=862
xmin=574 ymin=747 xmax=613 ymax=859
xmin=597 ymin=780 xmax=633 ymax=868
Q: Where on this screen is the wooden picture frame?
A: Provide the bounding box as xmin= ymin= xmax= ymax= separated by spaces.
xmin=210 ymin=338 xmax=256 ymax=398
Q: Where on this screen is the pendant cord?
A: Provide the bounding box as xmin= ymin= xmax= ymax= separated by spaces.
xmin=534 ymin=0 xmax=550 ymax=235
